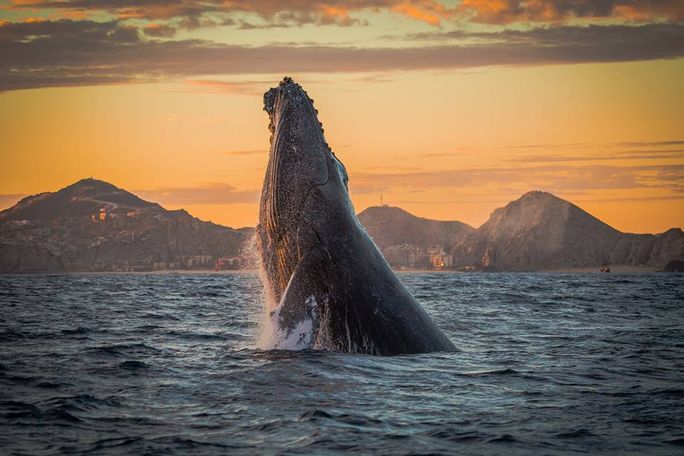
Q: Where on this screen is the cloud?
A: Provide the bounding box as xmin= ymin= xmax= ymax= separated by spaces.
xmin=7 ymin=0 xmax=683 ymax=28
xmin=483 ymin=140 xmax=684 ymax=164
xmin=574 ymin=195 xmax=684 ymax=203
xmin=348 ymin=163 xmax=684 ymax=195
xmin=142 ymin=23 xmax=177 ymax=37
xmin=5 ymin=0 xmax=457 ymax=27
xmin=389 ymin=0 xmax=455 ymax=26
xmin=618 ymin=140 xmax=684 ymax=147
xmin=407 ymin=22 xmax=684 ymax=46
xmin=508 ymin=149 xmax=684 ymax=163
xmin=387 ymin=192 xmax=684 ymax=208
xmin=136 ymin=183 xmax=258 ymax=205
xmin=223 ymin=149 xmax=267 ymax=156
xmin=2 ymin=20 xmax=683 ymax=91
xmin=182 ymin=80 xmax=264 ymax=95
xmin=455 ymin=0 xmax=684 ymax=24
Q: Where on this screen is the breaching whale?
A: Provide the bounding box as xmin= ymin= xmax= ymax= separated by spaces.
xmin=257 ymin=77 xmax=455 ymax=355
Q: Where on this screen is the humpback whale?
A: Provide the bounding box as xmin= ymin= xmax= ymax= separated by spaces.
xmin=257 ymin=77 xmax=455 ymax=355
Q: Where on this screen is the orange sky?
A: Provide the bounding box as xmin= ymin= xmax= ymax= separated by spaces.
xmin=1 ymin=1 xmax=683 ymax=233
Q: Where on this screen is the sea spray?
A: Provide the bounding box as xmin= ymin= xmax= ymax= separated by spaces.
xmin=266 ymin=294 xmax=320 ymax=350
xmin=246 ymin=232 xmax=281 ymax=350
xmin=250 ymin=225 xmax=321 ymax=350
xmin=256 ymin=253 xmax=321 ymax=350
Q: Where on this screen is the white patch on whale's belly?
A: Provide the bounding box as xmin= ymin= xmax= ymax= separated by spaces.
xmin=267 ymin=295 xmax=320 ymax=350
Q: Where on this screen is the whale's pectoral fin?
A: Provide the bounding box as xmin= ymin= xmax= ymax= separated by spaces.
xmin=272 ymin=249 xmax=332 ymax=349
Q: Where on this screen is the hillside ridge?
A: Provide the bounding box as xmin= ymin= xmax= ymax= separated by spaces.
xmin=1 ymin=179 xmax=681 ymax=272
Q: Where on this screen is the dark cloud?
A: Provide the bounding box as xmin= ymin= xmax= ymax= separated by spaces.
xmin=1 ymin=20 xmax=683 ymax=91
xmin=142 ymin=23 xmax=176 ymax=37
xmin=5 ymin=0 xmax=439 ymax=27
xmin=8 ymin=0 xmax=683 ymax=27
xmin=454 ymin=0 xmax=684 ymax=24
xmin=407 ymin=22 xmax=684 ymax=47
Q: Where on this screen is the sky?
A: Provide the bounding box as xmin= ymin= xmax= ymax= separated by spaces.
xmin=0 ymin=1 xmax=683 ymax=233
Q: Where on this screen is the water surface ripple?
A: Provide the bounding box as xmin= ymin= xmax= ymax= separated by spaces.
xmin=1 ymin=272 xmax=683 ymax=455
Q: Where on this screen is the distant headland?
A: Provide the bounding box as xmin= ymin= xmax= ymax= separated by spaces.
xmin=0 ymin=178 xmax=682 ymax=273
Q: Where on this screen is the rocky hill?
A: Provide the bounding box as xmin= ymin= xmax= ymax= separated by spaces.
xmin=1 ymin=180 xmax=681 ymax=272
xmin=0 ymin=178 xmax=253 ymax=272
xmin=0 ymin=178 xmax=160 ymax=222
xmin=451 ymin=191 xmax=684 ymax=271
xmin=358 ymin=205 xmax=474 ymax=250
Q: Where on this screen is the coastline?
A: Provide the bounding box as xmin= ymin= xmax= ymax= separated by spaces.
xmin=1 ymin=266 xmax=664 ymax=275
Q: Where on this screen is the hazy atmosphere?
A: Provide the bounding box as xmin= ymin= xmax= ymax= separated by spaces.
xmin=1 ymin=0 xmax=683 ymax=233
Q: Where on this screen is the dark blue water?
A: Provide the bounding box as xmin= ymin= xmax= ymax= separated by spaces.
xmin=1 ymin=272 xmax=683 ymax=455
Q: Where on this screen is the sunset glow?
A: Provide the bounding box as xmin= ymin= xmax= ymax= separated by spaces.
xmin=1 ymin=1 xmax=683 ymax=233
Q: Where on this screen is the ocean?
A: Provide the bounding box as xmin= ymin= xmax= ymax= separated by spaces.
xmin=1 ymin=272 xmax=683 ymax=455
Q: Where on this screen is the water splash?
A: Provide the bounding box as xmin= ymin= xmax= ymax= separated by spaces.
xmin=245 ymin=232 xmax=280 ymax=350
xmin=267 ymin=295 xmax=320 ymax=350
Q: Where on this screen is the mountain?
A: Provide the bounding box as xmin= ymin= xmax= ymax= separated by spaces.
xmin=357 ymin=205 xmax=474 ymax=250
xmin=0 ymin=178 xmax=253 ymax=272
xmin=451 ymin=191 xmax=684 ymax=271
xmin=1 ymin=180 xmax=681 ymax=273
xmin=0 ymin=178 xmax=158 ymax=222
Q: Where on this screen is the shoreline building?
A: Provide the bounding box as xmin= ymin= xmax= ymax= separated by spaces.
xmin=382 ymin=244 xmax=453 ymax=269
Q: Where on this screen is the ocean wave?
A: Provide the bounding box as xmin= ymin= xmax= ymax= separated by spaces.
xmin=1 ymin=272 xmax=682 ymax=454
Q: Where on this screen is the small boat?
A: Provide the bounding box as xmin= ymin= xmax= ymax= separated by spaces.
xmin=600 ymin=264 xmax=610 ymax=273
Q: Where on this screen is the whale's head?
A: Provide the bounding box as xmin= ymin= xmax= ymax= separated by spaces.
xmin=258 ymin=77 xmax=350 ymax=302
